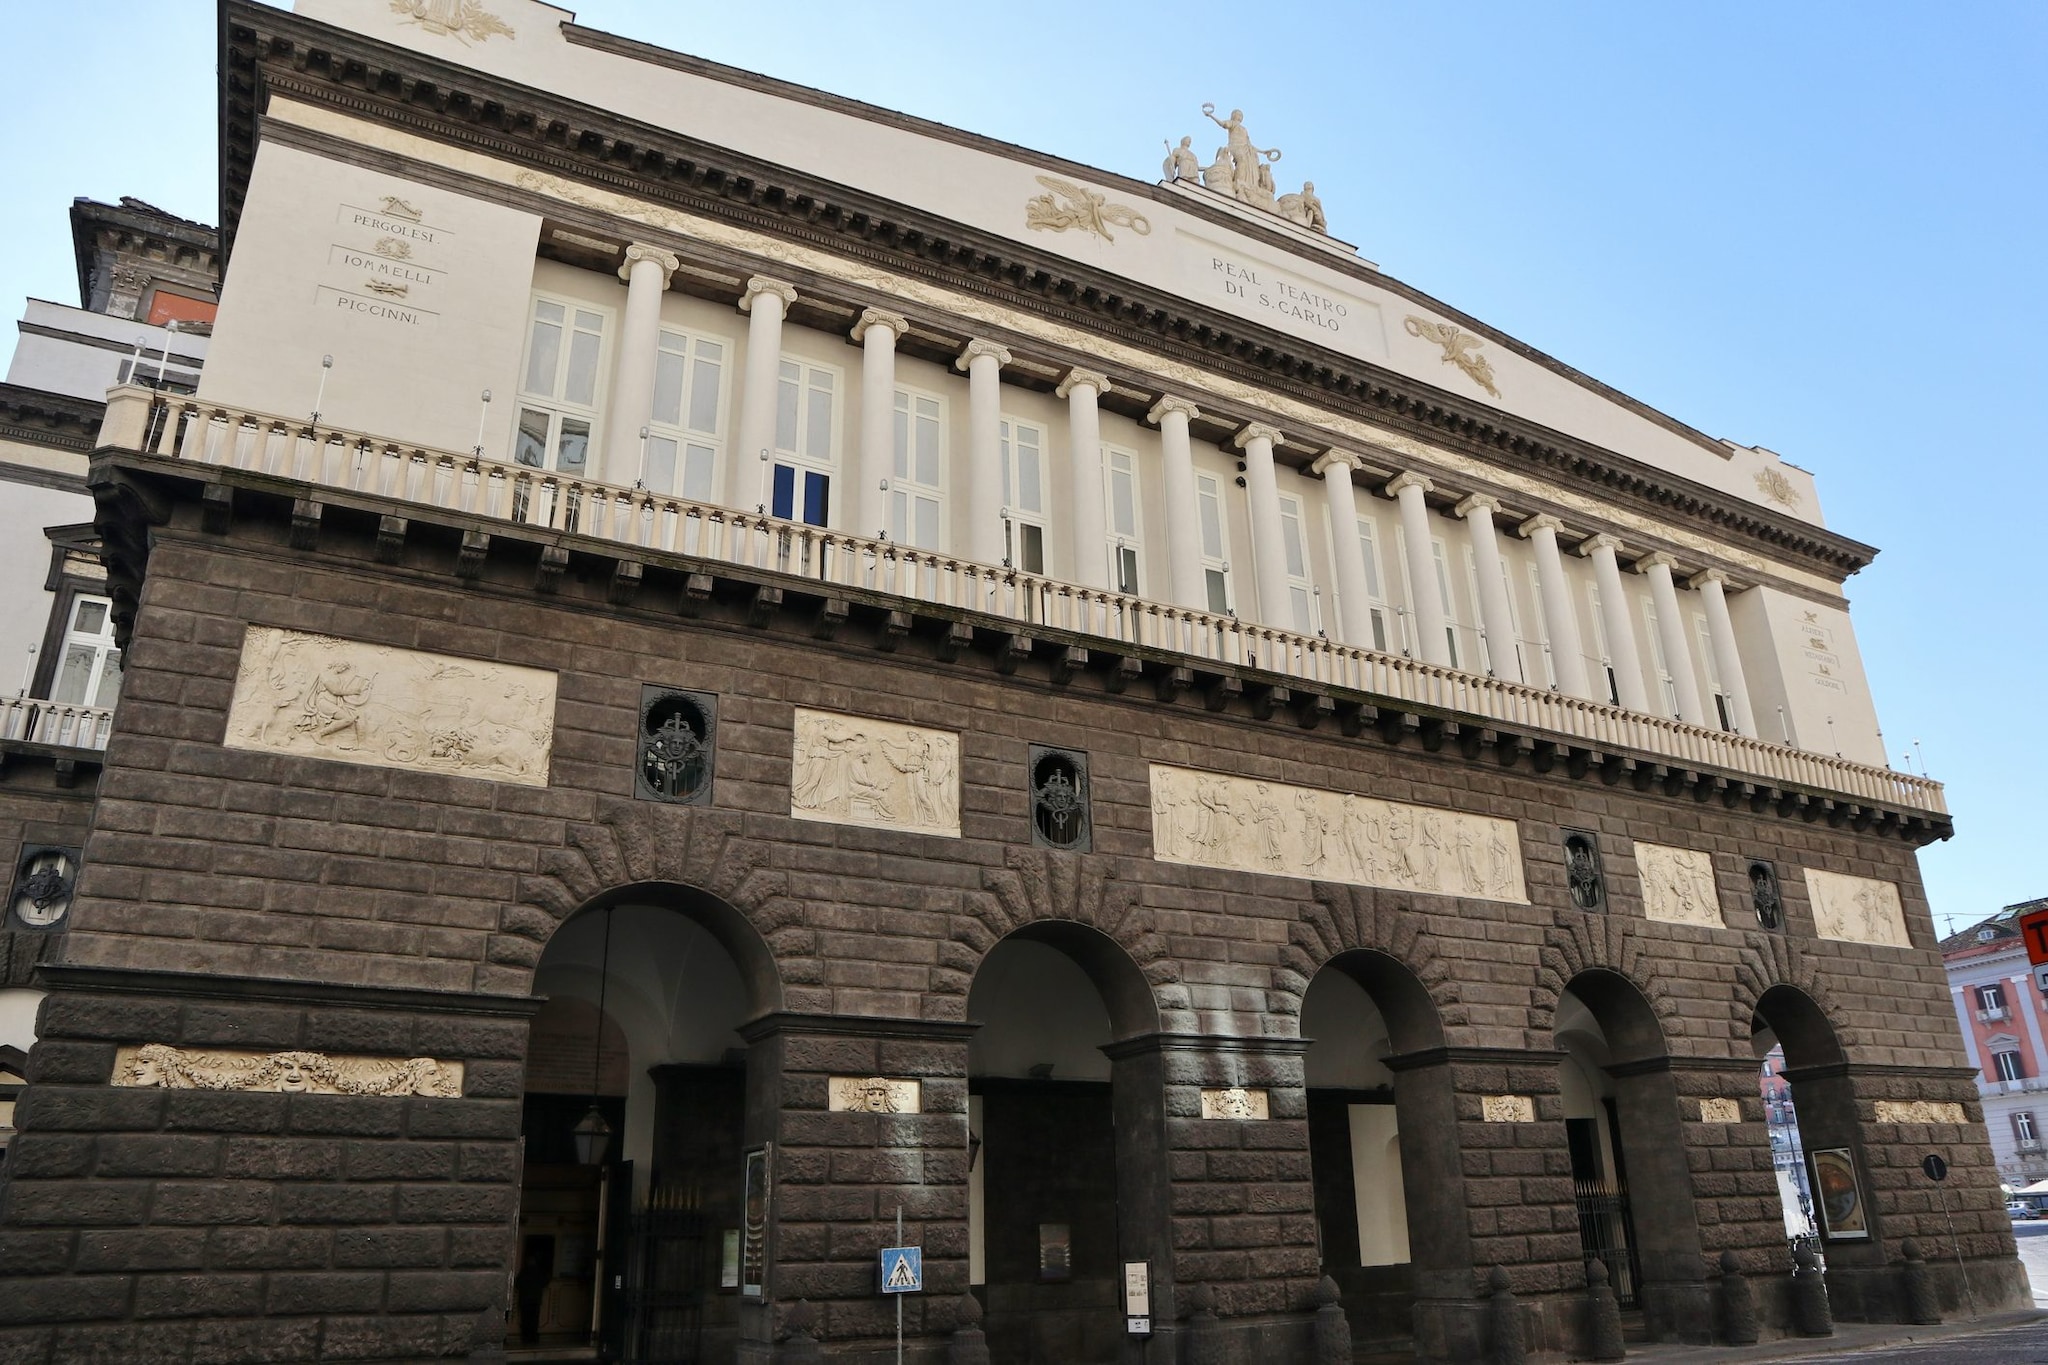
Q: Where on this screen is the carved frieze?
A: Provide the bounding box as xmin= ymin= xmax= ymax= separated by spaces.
xmin=1805 ymin=869 xmax=1910 ymax=948
xmin=225 ymin=627 xmax=556 ymax=787
xmin=790 ymin=708 xmax=960 ymax=839
xmin=1200 ymin=1087 xmax=1270 ymax=1120
xmin=828 ymin=1077 xmax=922 ymax=1114
xmin=1872 ymin=1100 xmax=1964 ymax=1125
xmin=112 ymin=1044 xmax=462 ymax=1096
xmin=1024 ymin=176 xmax=1152 ymax=243
xmin=1149 ymin=764 xmax=1525 ymax=901
xmin=1698 ymin=1098 xmax=1743 ymax=1124
xmin=1481 ymin=1095 xmax=1535 ymax=1123
xmin=389 ymin=0 xmax=514 ymax=43
xmin=1635 ymin=842 xmax=1723 ymax=929
xmin=1403 ymin=317 xmax=1501 ymax=398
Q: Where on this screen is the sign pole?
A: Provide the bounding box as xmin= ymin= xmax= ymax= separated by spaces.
xmin=1939 ymin=1183 xmax=1975 ymax=1316
xmin=896 ymin=1204 xmax=904 ymax=1365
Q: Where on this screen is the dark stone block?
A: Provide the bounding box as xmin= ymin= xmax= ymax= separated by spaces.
xmin=132 ymin=1270 xmax=265 ymax=1319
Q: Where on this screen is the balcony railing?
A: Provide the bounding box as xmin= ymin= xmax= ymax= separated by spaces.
xmin=0 ymin=697 xmax=113 ymax=751
xmin=100 ymin=388 xmax=1949 ymax=817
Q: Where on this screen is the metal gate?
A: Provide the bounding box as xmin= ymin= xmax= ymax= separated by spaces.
xmin=617 ymin=1201 xmax=708 ymax=1364
xmin=1572 ymin=1177 xmax=1642 ymax=1308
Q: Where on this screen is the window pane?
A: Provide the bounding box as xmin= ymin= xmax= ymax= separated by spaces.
xmin=776 ymin=369 xmax=800 ymax=453
xmin=1111 ymin=467 xmax=1136 ymax=537
xmin=645 ymin=436 xmax=678 ymax=494
xmin=574 ymin=310 xmax=602 ymax=332
xmin=92 ymin=649 xmax=122 ymax=709
xmin=1020 ymin=524 xmax=1045 ymax=573
xmin=1281 ymin=504 xmax=1307 ymax=577
xmin=1431 ymin=542 xmax=1455 ymax=614
xmin=915 ymin=411 xmax=939 ymax=486
xmin=683 ymin=444 xmax=716 ymax=501
xmin=688 ymin=355 xmax=722 ymax=434
xmin=73 ymin=599 xmax=108 ymax=636
xmin=1198 ymin=480 xmax=1224 ymax=559
xmin=806 ymin=382 xmax=833 ymax=461
xmin=1290 ymin=586 xmax=1312 ymax=633
xmin=1017 ymin=430 xmax=1042 ymax=515
xmin=1357 ymin=521 xmax=1383 ymax=598
xmin=999 ymin=424 xmax=1013 ymax=507
xmin=556 ymin=418 xmax=590 ymax=475
xmin=1117 ymin=545 xmax=1139 ymax=595
xmin=52 ymin=644 xmax=96 ymax=704
xmin=651 ymin=350 xmax=686 ymax=428
xmin=514 ymin=409 xmax=550 ymax=468
xmin=893 ymin=403 xmax=909 ymax=479
xmin=565 ymin=329 xmax=601 ymax=408
xmin=1205 ymin=568 xmax=1229 ymax=614
xmin=525 ymin=316 xmax=562 ymax=396
xmin=915 ymin=495 xmax=940 ymax=549
xmin=890 ymin=489 xmax=907 ymax=541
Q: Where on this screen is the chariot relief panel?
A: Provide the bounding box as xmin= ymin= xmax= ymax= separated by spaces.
xmin=224 ymin=626 xmax=556 ymax=786
xmin=789 ymin=708 xmax=960 ymax=839
xmin=1148 ymin=764 xmax=1525 ymax=901
xmin=1804 ymin=868 xmax=1911 ymax=948
xmin=1634 ymin=842 xmax=1724 ymax=928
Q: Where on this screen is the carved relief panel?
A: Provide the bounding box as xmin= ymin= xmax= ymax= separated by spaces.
xmin=1805 ymin=869 xmax=1911 ymax=948
xmin=112 ymin=1044 xmax=462 ymax=1096
xmin=790 ymin=708 xmax=960 ymax=839
xmin=1149 ymin=764 xmax=1526 ymax=901
xmin=1634 ymin=842 xmax=1723 ymax=929
xmin=224 ymin=627 xmax=556 ymax=786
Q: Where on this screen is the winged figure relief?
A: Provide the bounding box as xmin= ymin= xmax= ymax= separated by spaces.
xmin=1403 ymin=316 xmax=1501 ymax=398
xmin=1024 ymin=176 xmax=1152 ymax=244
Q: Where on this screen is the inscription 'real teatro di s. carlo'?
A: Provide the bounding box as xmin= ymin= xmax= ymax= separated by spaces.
xmin=1182 ymin=233 xmax=1383 ymax=353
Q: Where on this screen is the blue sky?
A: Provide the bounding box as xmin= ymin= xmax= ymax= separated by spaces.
xmin=4 ymin=2 xmax=2041 ymax=932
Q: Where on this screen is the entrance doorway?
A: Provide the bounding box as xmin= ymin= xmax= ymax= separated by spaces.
xmin=1752 ymin=986 xmax=1854 ymax=1253
xmin=967 ymin=928 xmax=1155 ymax=1365
xmin=519 ymin=898 xmax=761 ymax=1363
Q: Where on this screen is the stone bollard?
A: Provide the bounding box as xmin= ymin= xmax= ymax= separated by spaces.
xmin=466 ymin=1302 xmax=508 ymax=1364
xmin=1309 ymin=1274 xmax=1351 ymax=1365
xmin=1584 ymin=1258 xmax=1625 ymax=1361
xmin=948 ymin=1291 xmax=991 ymax=1365
xmin=1715 ymin=1250 xmax=1758 ymax=1346
xmin=1899 ymin=1238 xmax=1941 ymax=1326
xmin=778 ymin=1299 xmax=824 ymax=1364
xmin=1791 ymin=1244 xmax=1833 ymax=1337
xmin=1184 ymin=1282 xmax=1226 ymax=1365
xmin=1486 ymin=1266 xmax=1527 ymax=1365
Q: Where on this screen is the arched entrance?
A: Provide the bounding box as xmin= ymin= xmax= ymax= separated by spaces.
xmin=1752 ymin=987 xmax=1856 ymax=1253
xmin=1301 ymin=950 xmax=1458 ymax=1350
xmin=966 ymin=923 xmax=1158 ymax=1365
xmin=518 ymin=884 xmax=778 ymax=1364
xmin=1555 ymin=971 xmax=1708 ymax=1342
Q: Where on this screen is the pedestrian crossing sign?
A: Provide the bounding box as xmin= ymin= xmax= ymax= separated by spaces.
xmin=879 ymin=1245 xmax=923 ymax=1293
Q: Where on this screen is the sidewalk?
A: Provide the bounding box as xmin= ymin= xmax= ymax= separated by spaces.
xmin=1620 ymin=1309 xmax=2047 ymax=1361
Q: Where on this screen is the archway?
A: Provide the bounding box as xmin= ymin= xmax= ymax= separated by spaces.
xmin=1301 ymin=950 xmax=1459 ymax=1350
xmin=0 ymin=988 xmax=41 ymax=1172
xmin=517 ymin=884 xmax=778 ymax=1364
xmin=1752 ymin=986 xmax=1855 ymax=1254
xmin=1556 ymin=971 xmax=1707 ymax=1341
xmin=966 ymin=922 xmax=1158 ymax=1365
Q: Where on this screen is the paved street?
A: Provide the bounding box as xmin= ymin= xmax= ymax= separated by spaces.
xmin=1768 ymin=1318 xmax=2048 ymax=1362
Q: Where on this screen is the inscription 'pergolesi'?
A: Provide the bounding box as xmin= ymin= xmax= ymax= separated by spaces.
xmin=1149 ymin=764 xmax=1525 ymax=901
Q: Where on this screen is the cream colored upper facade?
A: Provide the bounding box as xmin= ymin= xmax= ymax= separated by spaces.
xmin=186 ymin=0 xmax=1895 ymax=774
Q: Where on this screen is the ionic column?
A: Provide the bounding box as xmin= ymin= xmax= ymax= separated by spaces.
xmin=1455 ymin=493 xmax=1524 ymax=683
xmin=1057 ymin=368 xmax=1112 ymax=590
xmin=1386 ymin=471 xmax=1450 ymax=665
xmin=1635 ymin=552 xmax=1706 ymax=725
xmin=1312 ymin=449 xmax=1373 ymax=648
xmin=1518 ymin=514 xmax=1593 ymax=699
xmin=955 ymin=339 xmax=1012 ymax=567
xmin=1689 ymin=569 xmax=1756 ymax=737
xmin=1149 ymin=395 xmax=1206 ymax=610
xmin=730 ymin=275 xmax=797 ymax=510
xmin=1578 ymin=533 xmax=1651 ymax=713
xmin=601 ymin=243 xmax=680 ymax=483
xmin=1236 ymin=423 xmax=1292 ymax=628
xmin=852 ymin=307 xmax=908 ymax=540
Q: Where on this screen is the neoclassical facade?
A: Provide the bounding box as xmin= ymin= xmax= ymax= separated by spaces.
xmin=0 ymin=2 xmax=2019 ymax=1362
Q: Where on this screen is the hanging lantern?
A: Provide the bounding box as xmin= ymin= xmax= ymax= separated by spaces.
xmin=572 ymin=1104 xmax=612 ymax=1166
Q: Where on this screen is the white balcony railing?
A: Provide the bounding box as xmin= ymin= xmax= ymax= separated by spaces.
xmin=1980 ymin=1006 xmax=2012 ymax=1023
xmin=0 ymin=696 xmax=113 ymax=751
xmin=101 ymin=388 xmax=1949 ymax=817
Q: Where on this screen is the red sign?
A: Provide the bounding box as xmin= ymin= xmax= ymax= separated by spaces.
xmin=2020 ymin=907 xmax=2048 ymax=966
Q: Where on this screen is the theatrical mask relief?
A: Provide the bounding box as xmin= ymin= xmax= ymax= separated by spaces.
xmin=224 ymin=626 xmax=556 ymax=786
xmin=1149 ymin=763 xmax=1526 ymax=901
xmin=789 ymin=707 xmax=960 ymax=838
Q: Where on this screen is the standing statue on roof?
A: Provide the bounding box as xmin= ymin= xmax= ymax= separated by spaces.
xmin=1162 ymin=136 xmax=1201 ymax=183
xmin=1167 ymin=106 xmax=1329 ymax=236
xmin=1202 ymin=104 xmax=1281 ymax=203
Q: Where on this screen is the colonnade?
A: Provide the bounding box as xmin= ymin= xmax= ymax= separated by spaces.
xmin=596 ymin=242 xmax=1758 ymax=736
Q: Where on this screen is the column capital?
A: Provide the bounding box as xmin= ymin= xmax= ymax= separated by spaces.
xmin=738 ymin=275 xmax=798 ymax=313
xmin=1056 ymin=366 xmax=1111 ymax=399
xmin=1453 ymin=492 xmax=1501 ymax=520
xmin=1146 ymin=394 xmax=1201 ymax=426
xmin=851 ymin=307 xmax=909 ymax=343
xmin=1687 ymin=567 xmax=1730 ymax=591
xmin=1233 ymin=421 xmax=1284 ymax=451
xmin=1310 ymin=448 xmax=1361 ymax=477
xmin=1383 ymin=470 xmax=1433 ymax=498
xmin=618 ymin=243 xmax=681 ymax=285
xmin=1633 ymin=550 xmax=1679 ymax=575
xmin=1517 ymin=512 xmax=1565 ymax=539
xmin=1576 ymin=532 xmax=1624 ymax=557
xmin=954 ymin=338 xmax=1013 ymax=371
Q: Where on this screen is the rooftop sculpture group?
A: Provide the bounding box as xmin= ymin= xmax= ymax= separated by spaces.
xmin=1165 ymin=105 xmax=1326 ymax=235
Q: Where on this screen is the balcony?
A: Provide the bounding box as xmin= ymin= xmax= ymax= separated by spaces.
xmin=0 ymin=697 xmax=113 ymax=751
xmin=1981 ymin=1006 xmax=2013 ymax=1023
xmin=97 ymin=388 xmax=1949 ymax=819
